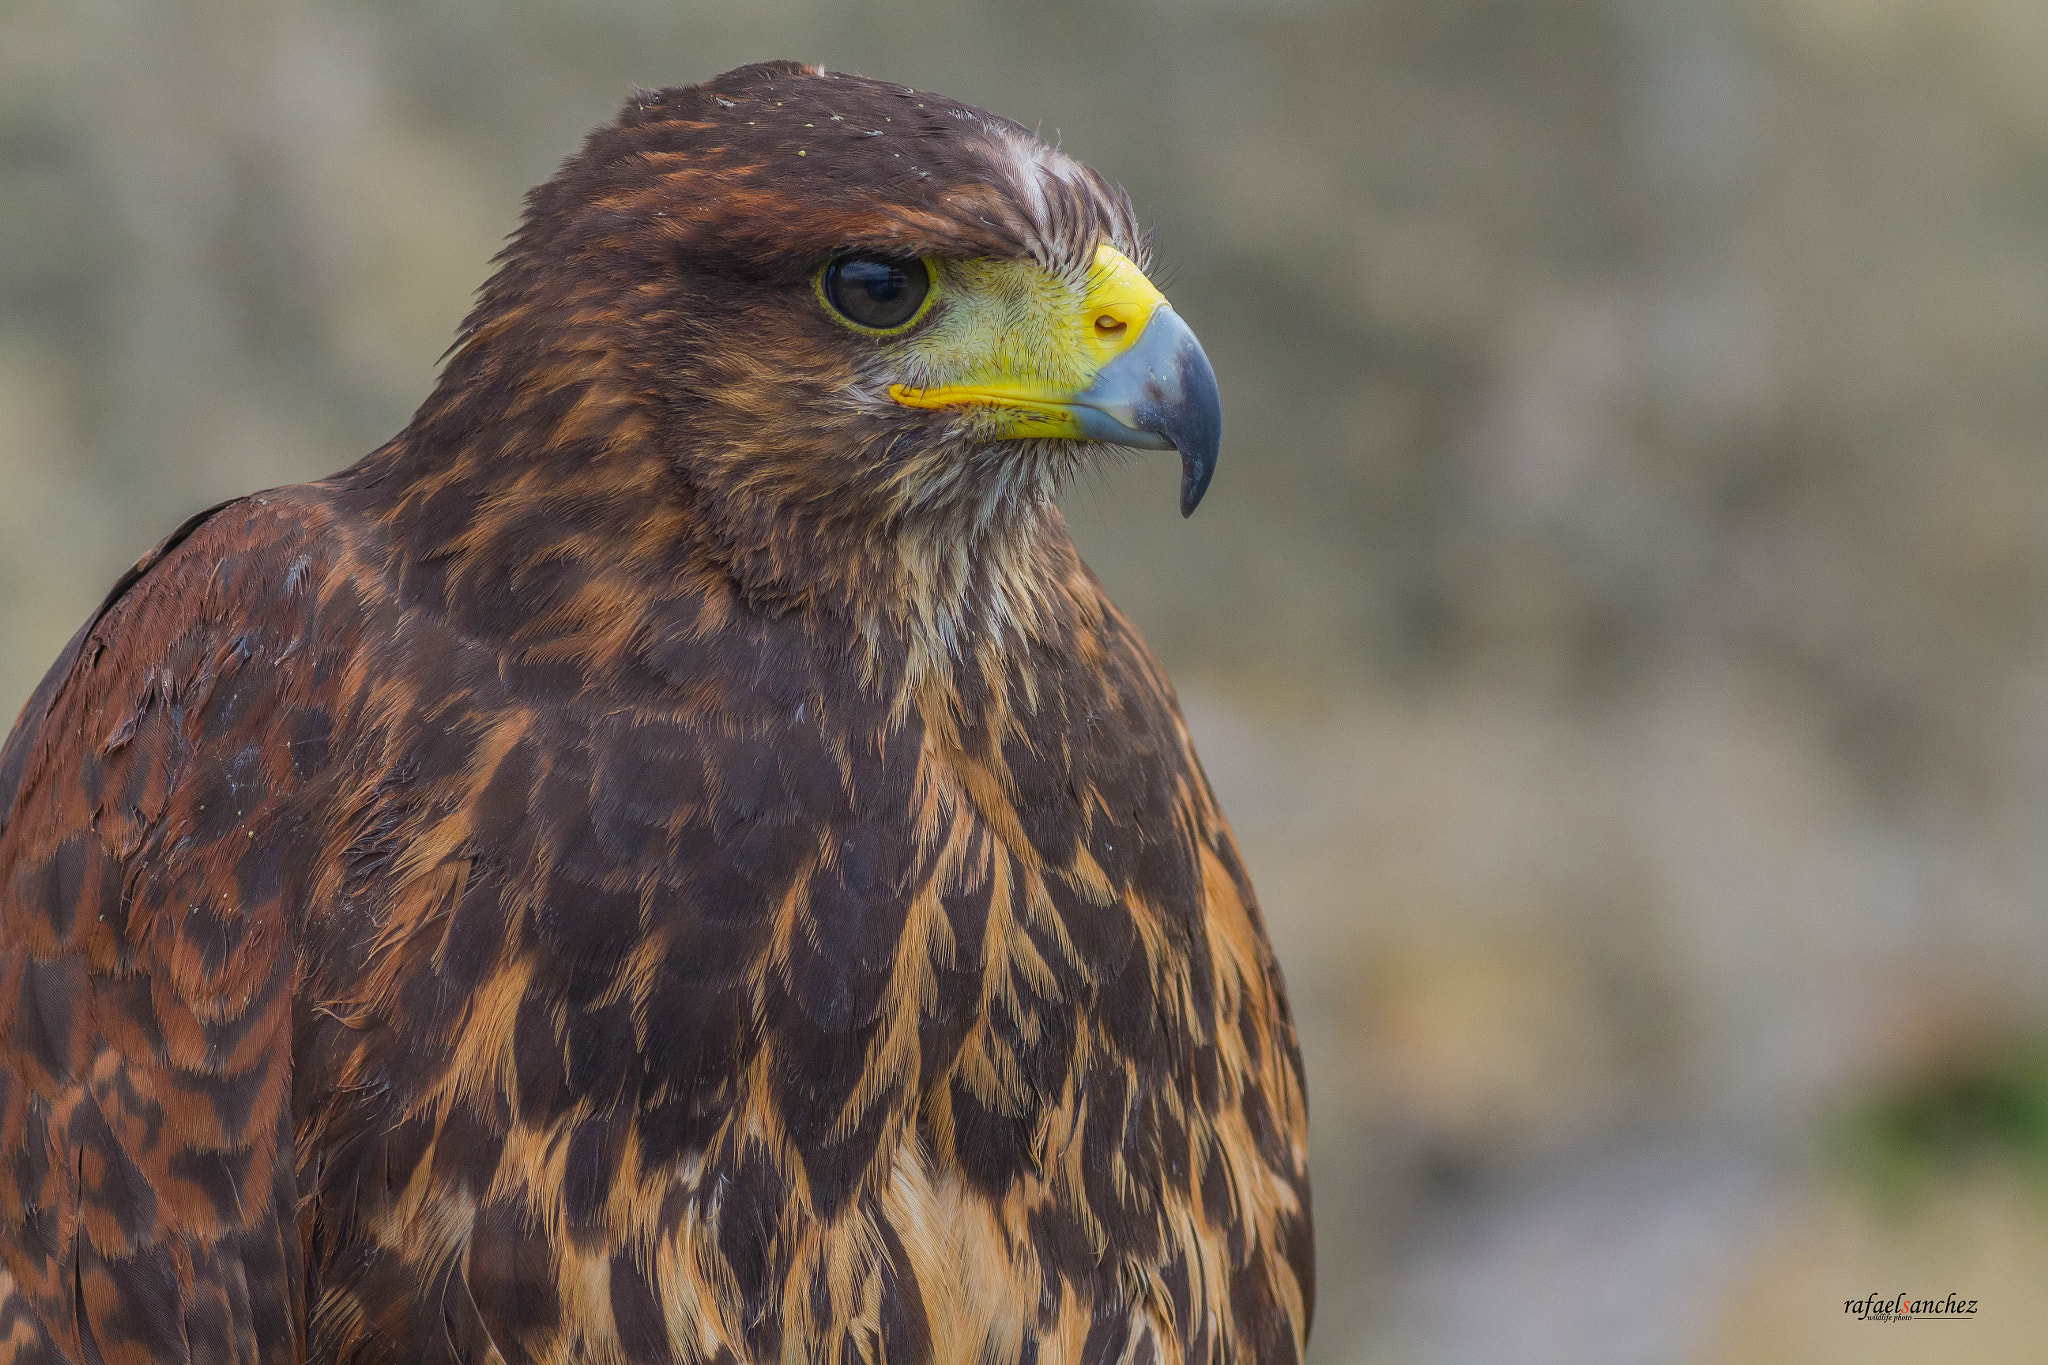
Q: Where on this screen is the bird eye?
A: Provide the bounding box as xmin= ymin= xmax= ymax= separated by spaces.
xmin=822 ymin=255 xmax=932 ymax=331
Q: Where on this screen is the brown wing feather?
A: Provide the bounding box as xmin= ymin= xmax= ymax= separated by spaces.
xmin=0 ymin=496 xmax=331 ymax=1365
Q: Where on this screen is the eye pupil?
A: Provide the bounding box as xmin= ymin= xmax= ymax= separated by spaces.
xmin=825 ymin=255 xmax=929 ymax=329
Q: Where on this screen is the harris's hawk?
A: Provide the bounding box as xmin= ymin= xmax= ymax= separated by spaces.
xmin=0 ymin=62 xmax=1311 ymax=1365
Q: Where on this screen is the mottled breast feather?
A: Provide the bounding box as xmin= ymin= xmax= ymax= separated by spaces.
xmin=0 ymin=60 xmax=1310 ymax=1365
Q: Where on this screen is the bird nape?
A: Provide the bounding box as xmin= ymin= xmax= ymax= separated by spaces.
xmin=0 ymin=61 xmax=1311 ymax=1365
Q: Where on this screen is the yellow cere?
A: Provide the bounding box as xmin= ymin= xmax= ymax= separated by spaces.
xmin=889 ymin=244 xmax=1167 ymax=439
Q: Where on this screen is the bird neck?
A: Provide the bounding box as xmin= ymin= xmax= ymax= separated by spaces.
xmin=342 ymin=381 xmax=1091 ymax=693
xmin=669 ymin=486 xmax=1097 ymax=689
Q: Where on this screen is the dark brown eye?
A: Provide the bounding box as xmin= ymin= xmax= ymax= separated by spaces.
xmin=823 ymin=255 xmax=930 ymax=330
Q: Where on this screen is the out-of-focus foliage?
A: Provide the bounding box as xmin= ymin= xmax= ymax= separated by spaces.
xmin=4 ymin=1 xmax=2047 ymax=1360
xmin=1839 ymin=1041 xmax=2048 ymax=1205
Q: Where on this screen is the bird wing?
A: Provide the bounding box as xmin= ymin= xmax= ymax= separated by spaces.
xmin=0 ymin=496 xmax=329 ymax=1365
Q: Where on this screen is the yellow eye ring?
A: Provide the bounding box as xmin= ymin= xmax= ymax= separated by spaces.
xmin=817 ymin=255 xmax=938 ymax=334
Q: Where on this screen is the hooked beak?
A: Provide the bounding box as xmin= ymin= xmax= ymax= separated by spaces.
xmin=1065 ymin=306 xmax=1221 ymax=517
xmin=889 ymin=244 xmax=1225 ymax=516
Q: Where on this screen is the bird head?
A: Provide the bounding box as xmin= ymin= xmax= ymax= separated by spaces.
xmin=399 ymin=63 xmax=1218 ymax=623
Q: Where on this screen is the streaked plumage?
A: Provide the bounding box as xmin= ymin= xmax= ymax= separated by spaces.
xmin=0 ymin=62 xmax=1311 ymax=1365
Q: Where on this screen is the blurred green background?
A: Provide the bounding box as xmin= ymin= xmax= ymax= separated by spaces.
xmin=4 ymin=1 xmax=2047 ymax=1361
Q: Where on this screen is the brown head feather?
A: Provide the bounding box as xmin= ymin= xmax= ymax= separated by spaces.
xmin=367 ymin=62 xmax=1148 ymax=645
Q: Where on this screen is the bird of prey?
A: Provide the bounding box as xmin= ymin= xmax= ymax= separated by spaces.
xmin=0 ymin=62 xmax=1311 ymax=1365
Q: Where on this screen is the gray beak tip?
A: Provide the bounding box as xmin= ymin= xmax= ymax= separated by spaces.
xmin=1170 ymin=333 xmax=1221 ymax=517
